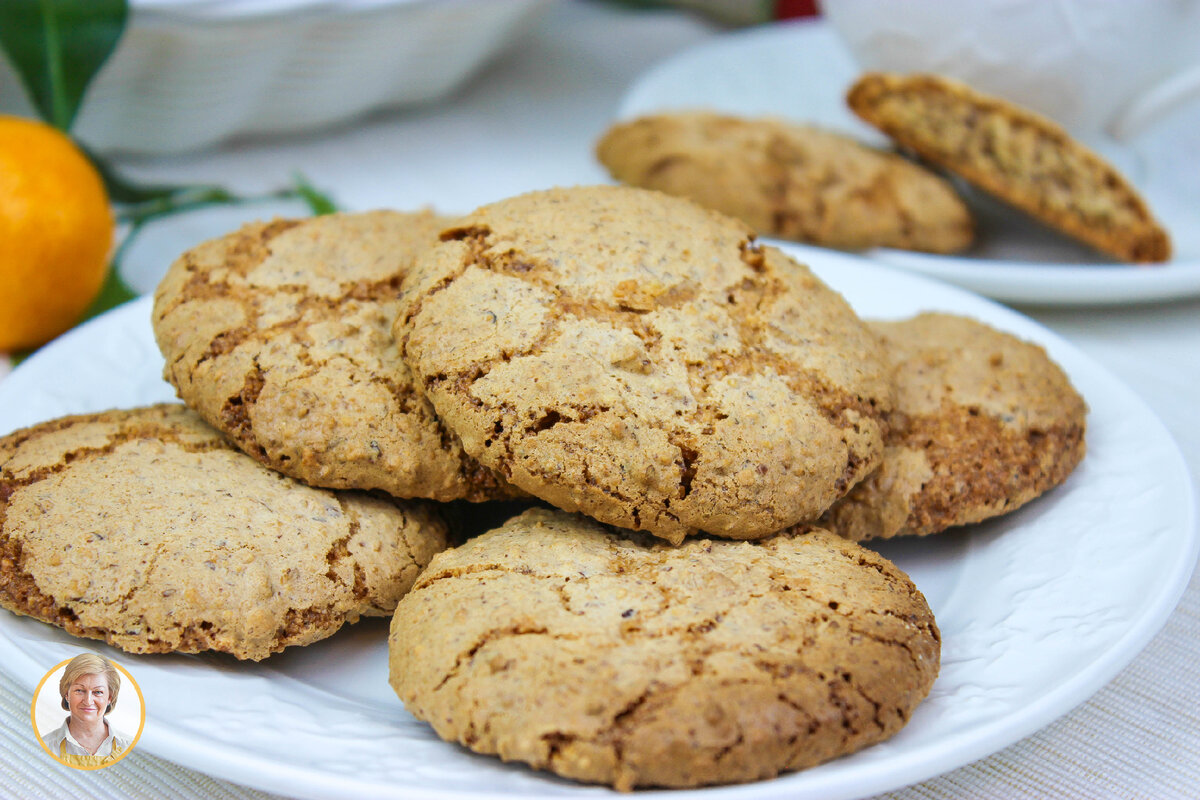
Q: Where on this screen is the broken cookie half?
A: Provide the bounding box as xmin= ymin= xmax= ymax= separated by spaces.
xmin=847 ymin=72 xmax=1171 ymax=263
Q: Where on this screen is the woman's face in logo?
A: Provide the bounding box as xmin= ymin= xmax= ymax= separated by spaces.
xmin=67 ymin=674 xmax=110 ymax=722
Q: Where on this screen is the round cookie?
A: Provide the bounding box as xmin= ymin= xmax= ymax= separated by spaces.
xmin=394 ymin=185 xmax=893 ymax=543
xmin=821 ymin=313 xmax=1087 ymax=541
xmin=596 ymin=110 xmax=974 ymax=254
xmin=389 ymin=507 xmax=940 ymax=790
xmin=847 ymin=72 xmax=1171 ymax=263
xmin=152 ymin=210 xmax=515 ymax=502
xmin=0 ymin=404 xmax=449 ymax=660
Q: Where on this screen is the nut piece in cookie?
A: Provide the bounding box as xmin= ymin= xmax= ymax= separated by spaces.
xmin=596 ymin=110 xmax=973 ymax=253
xmin=152 ymin=210 xmax=516 ymax=503
xmin=0 ymin=404 xmax=449 ymax=660
xmin=389 ymin=508 xmax=940 ymax=790
xmin=822 ymin=313 xmax=1087 ymax=541
xmin=847 ymin=72 xmax=1171 ymax=263
xmin=394 ymin=185 xmax=893 ymax=544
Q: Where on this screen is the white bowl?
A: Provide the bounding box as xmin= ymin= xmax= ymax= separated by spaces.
xmin=0 ymin=0 xmax=552 ymax=154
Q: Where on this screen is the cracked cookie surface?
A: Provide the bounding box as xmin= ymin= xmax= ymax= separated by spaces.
xmin=152 ymin=210 xmax=515 ymax=502
xmin=821 ymin=313 xmax=1087 ymax=541
xmin=596 ymin=111 xmax=973 ymax=253
xmin=0 ymin=404 xmax=449 ymax=660
xmin=847 ymin=72 xmax=1170 ymax=263
xmin=394 ymin=185 xmax=893 ymax=543
xmin=389 ymin=507 xmax=940 ymax=790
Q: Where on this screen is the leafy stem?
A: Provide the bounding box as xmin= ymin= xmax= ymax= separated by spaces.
xmin=109 ymin=174 xmax=338 ymax=277
xmin=115 ymin=180 xmax=329 ymax=227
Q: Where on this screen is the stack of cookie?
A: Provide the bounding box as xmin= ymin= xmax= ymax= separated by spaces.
xmin=0 ymin=211 xmax=461 ymax=661
xmin=0 ymin=185 xmax=1087 ymax=789
xmin=596 ymin=73 xmax=1171 ymax=263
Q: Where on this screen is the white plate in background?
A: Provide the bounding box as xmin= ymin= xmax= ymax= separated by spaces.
xmin=0 ymin=247 xmax=1195 ymax=799
xmin=617 ymin=20 xmax=1200 ymax=306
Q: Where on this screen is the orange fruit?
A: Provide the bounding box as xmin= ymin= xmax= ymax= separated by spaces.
xmin=0 ymin=115 xmax=114 ymax=351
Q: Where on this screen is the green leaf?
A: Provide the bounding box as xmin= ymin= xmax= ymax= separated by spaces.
xmin=81 ymin=142 xmax=185 ymax=205
xmin=292 ymin=172 xmax=339 ymax=216
xmin=80 ymin=264 xmax=138 ymax=320
xmin=0 ymin=0 xmax=128 ymax=131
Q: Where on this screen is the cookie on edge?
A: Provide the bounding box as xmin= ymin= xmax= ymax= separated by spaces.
xmin=0 ymin=404 xmax=449 ymax=660
xmin=389 ymin=507 xmax=940 ymax=790
xmin=394 ymin=185 xmax=894 ymax=544
xmin=846 ymin=72 xmax=1171 ymax=263
xmin=152 ymin=210 xmax=515 ymax=502
xmin=596 ymin=110 xmax=973 ymax=253
xmin=822 ymin=313 xmax=1087 ymax=541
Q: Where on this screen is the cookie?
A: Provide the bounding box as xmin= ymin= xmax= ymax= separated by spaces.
xmin=596 ymin=110 xmax=973 ymax=253
xmin=821 ymin=313 xmax=1087 ymax=541
xmin=389 ymin=507 xmax=940 ymax=790
xmin=152 ymin=210 xmax=515 ymax=502
xmin=846 ymin=72 xmax=1171 ymax=263
xmin=394 ymin=185 xmax=893 ymax=544
xmin=0 ymin=404 xmax=449 ymax=660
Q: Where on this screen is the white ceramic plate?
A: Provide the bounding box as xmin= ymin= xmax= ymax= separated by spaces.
xmin=617 ymin=20 xmax=1200 ymax=306
xmin=0 ymin=248 xmax=1195 ymax=800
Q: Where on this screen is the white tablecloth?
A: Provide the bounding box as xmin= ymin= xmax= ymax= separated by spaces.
xmin=2 ymin=3 xmax=1198 ymax=798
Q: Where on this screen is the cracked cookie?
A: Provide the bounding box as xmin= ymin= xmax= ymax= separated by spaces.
xmin=389 ymin=507 xmax=940 ymax=790
xmin=847 ymin=72 xmax=1171 ymax=263
xmin=0 ymin=404 xmax=449 ymax=660
xmin=394 ymin=185 xmax=893 ymax=544
xmin=596 ymin=110 xmax=973 ymax=253
xmin=821 ymin=313 xmax=1087 ymax=541
xmin=152 ymin=210 xmax=515 ymax=502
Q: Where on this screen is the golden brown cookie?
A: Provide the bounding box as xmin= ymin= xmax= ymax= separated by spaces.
xmin=152 ymin=210 xmax=515 ymax=502
xmin=821 ymin=313 xmax=1087 ymax=541
xmin=389 ymin=507 xmax=940 ymax=790
xmin=846 ymin=72 xmax=1171 ymax=263
xmin=596 ymin=110 xmax=974 ymax=253
xmin=394 ymin=185 xmax=893 ymax=544
xmin=0 ymin=404 xmax=449 ymax=660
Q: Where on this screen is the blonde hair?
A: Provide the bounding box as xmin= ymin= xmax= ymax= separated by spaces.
xmin=58 ymin=653 xmax=121 ymax=714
